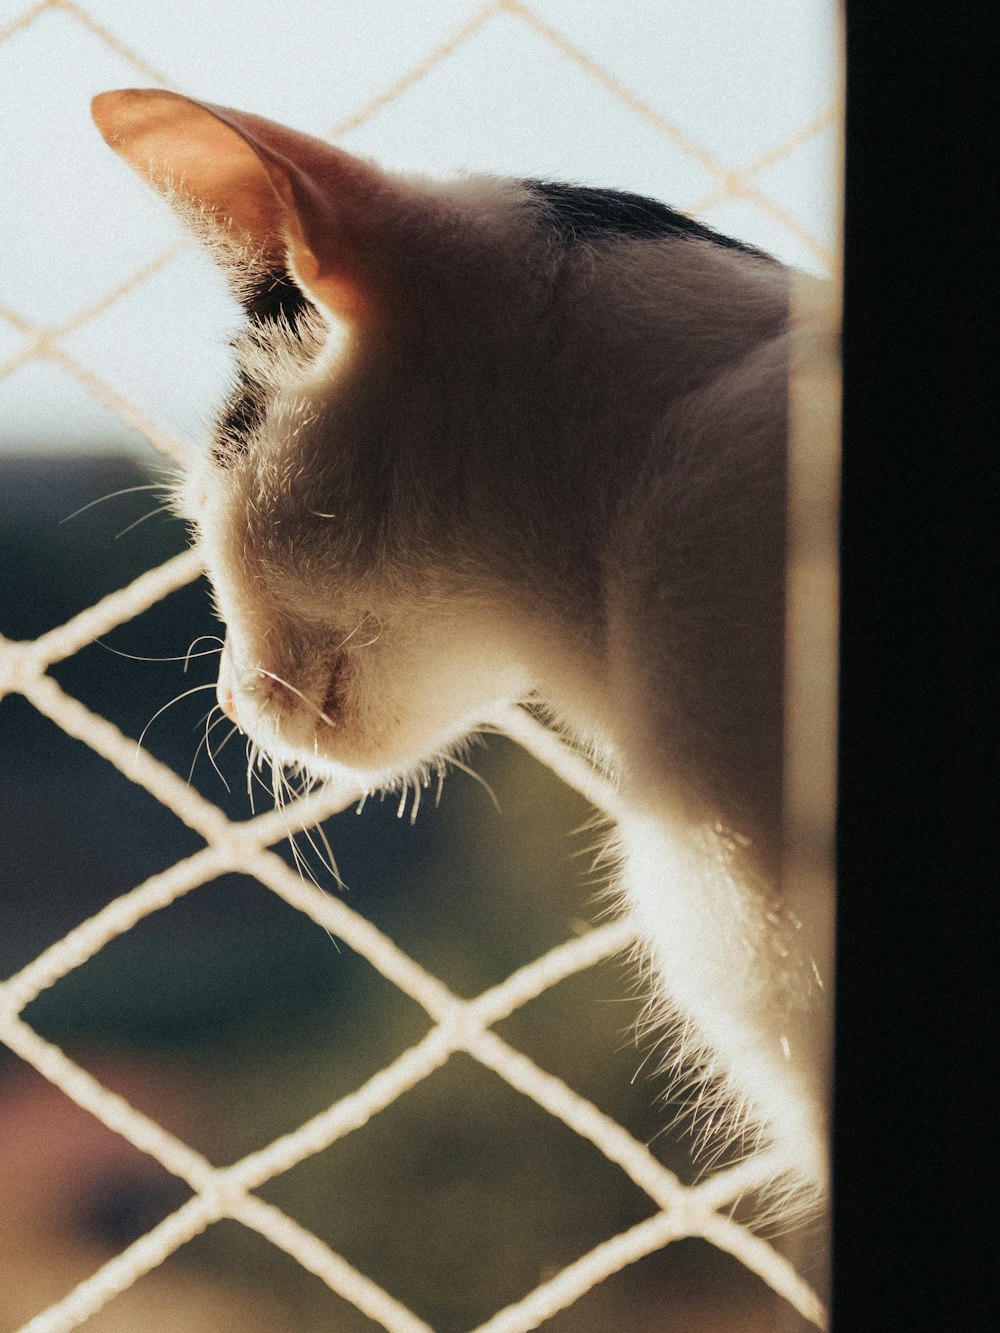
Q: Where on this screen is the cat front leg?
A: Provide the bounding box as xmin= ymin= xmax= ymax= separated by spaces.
xmin=617 ymin=808 xmax=829 ymax=1198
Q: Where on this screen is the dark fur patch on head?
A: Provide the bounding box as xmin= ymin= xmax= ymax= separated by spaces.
xmin=240 ymin=268 xmax=313 ymax=327
xmin=524 ymin=180 xmax=775 ymax=260
xmin=212 ymin=371 xmax=266 ymax=465
xmin=212 ymin=270 xmax=315 ymax=466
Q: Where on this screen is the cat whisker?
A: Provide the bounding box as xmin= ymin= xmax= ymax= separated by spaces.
xmin=260 ymin=762 xmax=345 ymax=926
xmin=292 ymin=815 xmax=342 ymax=896
xmin=274 ymin=764 xmax=342 ymax=884
xmin=245 ymin=737 xmax=259 ymax=811
xmin=628 ymin=1044 xmax=659 ymax=1086
xmin=246 ymin=739 xmax=279 ymax=809
xmin=95 ymin=639 xmax=224 ymax=666
xmin=309 ymin=818 xmax=342 ymax=885
xmin=448 ymin=756 xmax=501 ymax=813
xmin=136 ymin=682 xmax=219 ymax=754
xmin=59 ymin=482 xmax=168 ymax=525
xmin=286 ymin=830 xmax=313 ymax=886
xmin=285 ymin=825 xmax=338 ymax=933
xmin=190 ymin=708 xmax=225 ymax=785
xmin=209 ymin=715 xmax=240 ymax=760
xmin=192 ymin=709 xmax=235 ymax=792
xmin=184 ymin=634 xmax=226 ymax=673
xmin=194 ymin=702 xmax=217 ymax=732
xmin=254 ymin=667 xmax=335 ymax=727
xmin=335 ymin=612 xmax=382 ymax=653
xmin=186 ymin=714 xmax=213 ymax=786
xmin=115 ymin=502 xmax=175 ymax=539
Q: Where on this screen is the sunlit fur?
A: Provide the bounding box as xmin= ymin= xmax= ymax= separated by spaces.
xmin=98 ymin=92 xmax=831 ymax=1210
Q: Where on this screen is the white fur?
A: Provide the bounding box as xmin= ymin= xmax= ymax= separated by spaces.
xmin=104 ymin=96 xmax=831 ymax=1205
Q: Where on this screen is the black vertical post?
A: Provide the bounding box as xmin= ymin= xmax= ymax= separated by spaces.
xmin=837 ymin=5 xmax=996 ymax=1328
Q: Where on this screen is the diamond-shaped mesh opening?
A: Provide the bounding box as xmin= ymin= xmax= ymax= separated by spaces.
xmin=0 ymin=10 xmax=176 ymax=327
xmin=0 ymin=699 xmax=204 ymax=978
xmin=179 ymin=1218 xmax=388 ymax=1333
xmin=259 ymin=1053 xmax=656 ymax=1330
xmin=537 ymin=1241 xmax=820 ymax=1333
xmin=0 ymin=458 xmax=182 ymax=636
xmin=326 ymin=740 xmax=603 ymax=996
xmin=22 ymin=873 xmax=427 ymax=1058
xmin=1 ymin=4 xmax=840 ymax=1330
xmin=492 ymin=956 xmax=699 ymax=1174
xmin=0 ymin=1057 xmax=192 ymax=1321
xmin=59 ymin=249 xmax=237 ymax=444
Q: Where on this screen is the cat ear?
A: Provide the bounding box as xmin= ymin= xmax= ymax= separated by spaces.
xmin=91 ymin=88 xmax=386 ymax=323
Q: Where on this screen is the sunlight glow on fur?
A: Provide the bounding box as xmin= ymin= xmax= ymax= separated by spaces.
xmin=92 ymin=88 xmax=833 ymax=1222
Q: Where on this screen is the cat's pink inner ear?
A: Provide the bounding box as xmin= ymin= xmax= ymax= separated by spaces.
xmin=91 ymin=89 xmax=380 ymax=323
xmin=91 ymin=89 xmax=288 ymax=255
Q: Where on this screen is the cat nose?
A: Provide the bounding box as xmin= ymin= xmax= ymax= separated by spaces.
xmin=217 ymin=640 xmax=239 ymax=723
xmin=219 ymin=683 xmax=237 ymax=722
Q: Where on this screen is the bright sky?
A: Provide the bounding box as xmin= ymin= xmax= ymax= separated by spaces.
xmin=0 ymin=0 xmax=841 ymax=455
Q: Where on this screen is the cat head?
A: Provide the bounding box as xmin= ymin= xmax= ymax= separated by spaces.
xmin=92 ymin=91 xmax=780 ymax=792
xmin=92 ymin=89 xmax=550 ymax=790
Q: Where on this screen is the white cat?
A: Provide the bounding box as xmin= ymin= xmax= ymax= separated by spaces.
xmin=92 ymin=89 xmax=832 ymax=1203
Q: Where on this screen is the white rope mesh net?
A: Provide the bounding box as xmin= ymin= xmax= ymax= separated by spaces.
xmin=0 ymin=3 xmax=841 ymax=1329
